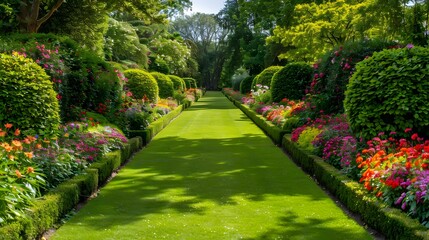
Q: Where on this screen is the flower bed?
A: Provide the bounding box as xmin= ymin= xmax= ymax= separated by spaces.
xmin=0 ymin=136 xmax=142 ymax=240
xmin=282 ymin=134 xmax=429 ymax=239
xmin=225 ymin=86 xmax=429 ymax=238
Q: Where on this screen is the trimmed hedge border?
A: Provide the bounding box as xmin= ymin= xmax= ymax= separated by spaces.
xmin=0 ymin=137 xmax=142 ymax=240
xmin=128 ymin=103 xmax=188 ymax=146
xmin=224 ymin=90 xmax=429 ymax=239
xmin=223 ymin=92 xmax=286 ymax=145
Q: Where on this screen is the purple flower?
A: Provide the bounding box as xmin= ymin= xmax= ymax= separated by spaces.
xmin=406 ymin=44 xmax=414 ymax=49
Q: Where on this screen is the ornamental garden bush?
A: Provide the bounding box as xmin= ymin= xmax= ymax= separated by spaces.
xmin=151 ymin=72 xmax=174 ymax=99
xmin=311 ymin=39 xmax=399 ymax=114
xmin=183 ymin=77 xmax=197 ymax=89
xmin=240 ymin=76 xmax=254 ymax=94
xmin=0 ymin=34 xmax=124 ymax=122
xmin=168 ymin=75 xmax=185 ymax=91
xmin=124 ymin=69 xmax=159 ymax=103
xmin=271 ymin=62 xmax=312 ymax=102
xmin=344 ymin=45 xmax=429 ymax=140
xmin=0 ymin=52 xmax=60 ymax=136
xmin=251 ymin=66 xmax=282 ymax=89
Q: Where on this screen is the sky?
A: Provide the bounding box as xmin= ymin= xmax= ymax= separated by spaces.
xmin=187 ymin=0 xmax=226 ymax=14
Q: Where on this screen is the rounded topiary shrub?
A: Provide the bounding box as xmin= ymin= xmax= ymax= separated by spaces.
xmin=240 ymin=76 xmax=254 ymax=94
xmin=124 ymin=69 xmax=159 ymax=103
xmin=151 ymin=72 xmax=174 ymax=98
xmin=183 ymin=77 xmax=196 ymax=89
xmin=252 ymin=66 xmax=282 ymax=88
xmin=271 ymin=62 xmax=312 ymax=102
xmin=344 ymin=46 xmax=429 ymax=140
xmin=0 ymin=53 xmax=60 ymax=136
xmin=168 ymin=75 xmax=185 ymax=91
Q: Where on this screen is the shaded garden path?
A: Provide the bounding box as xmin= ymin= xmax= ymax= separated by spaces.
xmin=51 ymin=91 xmax=372 ymax=239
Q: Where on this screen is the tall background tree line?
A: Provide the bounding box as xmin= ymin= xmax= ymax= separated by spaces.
xmin=1 ymin=0 xmax=428 ymax=89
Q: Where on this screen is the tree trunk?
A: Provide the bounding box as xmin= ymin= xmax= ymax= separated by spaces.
xmin=18 ymin=0 xmax=65 ymax=33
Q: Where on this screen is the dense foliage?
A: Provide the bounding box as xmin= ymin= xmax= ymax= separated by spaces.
xmin=344 ymin=46 xmax=429 ymax=140
xmin=151 ymin=72 xmax=174 ymax=98
xmin=124 ymin=69 xmax=159 ymax=103
xmin=240 ymin=76 xmax=254 ymax=94
xmin=252 ymin=66 xmax=282 ymax=88
xmin=310 ymin=39 xmax=399 ymax=114
xmin=168 ymin=75 xmax=185 ymax=91
xmin=270 ymin=62 xmax=312 ymax=102
xmin=0 ymin=53 xmax=60 ymax=136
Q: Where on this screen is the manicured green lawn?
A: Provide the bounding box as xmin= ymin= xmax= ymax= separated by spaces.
xmin=51 ymin=91 xmax=373 ymax=239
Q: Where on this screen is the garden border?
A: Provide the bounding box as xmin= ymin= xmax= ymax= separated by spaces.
xmin=224 ymin=92 xmax=429 ymax=239
xmin=127 ymin=102 xmax=190 ymax=146
xmin=0 ymin=103 xmax=189 ymax=240
xmin=223 ymin=92 xmax=287 ymax=145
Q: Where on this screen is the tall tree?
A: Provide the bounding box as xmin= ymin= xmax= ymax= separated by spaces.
xmin=268 ymin=0 xmax=370 ymax=62
xmin=172 ymin=13 xmax=228 ymax=89
xmin=1 ymin=0 xmax=192 ymax=33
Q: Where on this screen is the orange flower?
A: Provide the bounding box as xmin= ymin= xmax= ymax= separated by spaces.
xmin=4 ymin=123 xmax=12 ymax=129
xmin=14 ymin=128 xmax=20 ymax=136
xmin=364 ymin=181 xmax=372 ymax=191
xmin=0 ymin=131 xmax=5 ymax=137
xmin=11 ymin=140 xmax=22 ymax=150
xmin=1 ymin=143 xmax=12 ymax=152
xmin=27 ymin=136 xmax=37 ymax=142
xmin=24 ymin=152 xmax=33 ymax=159
xmin=35 ymin=144 xmax=42 ymax=149
xmin=8 ymin=155 xmax=14 ymax=161
xmin=15 ymin=170 xmax=22 ymax=178
xmin=27 ymin=167 xmax=34 ymax=174
xmin=356 ymin=156 xmax=363 ymax=163
xmin=376 ymin=191 xmax=383 ymax=198
xmin=23 ymin=138 xmax=31 ymax=144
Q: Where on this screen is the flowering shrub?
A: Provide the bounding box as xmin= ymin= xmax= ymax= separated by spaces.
xmin=0 ymin=124 xmax=45 ymax=225
xmin=357 ymin=130 xmax=429 ymax=227
xmin=310 ymin=39 xmax=399 ymax=115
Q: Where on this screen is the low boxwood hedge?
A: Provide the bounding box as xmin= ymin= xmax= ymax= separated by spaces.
xmin=128 ymin=104 xmax=187 ymax=146
xmin=223 ymin=92 xmax=286 ymax=145
xmin=0 ymin=137 xmax=142 ymax=240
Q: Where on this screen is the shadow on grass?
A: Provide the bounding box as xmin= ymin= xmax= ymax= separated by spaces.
xmin=70 ymin=134 xmax=362 ymax=235
xmin=243 ymin=210 xmax=367 ymax=240
xmin=56 ymin=91 xmax=370 ymax=239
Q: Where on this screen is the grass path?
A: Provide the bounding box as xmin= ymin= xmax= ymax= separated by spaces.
xmin=51 ymin=91 xmax=373 ymax=240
